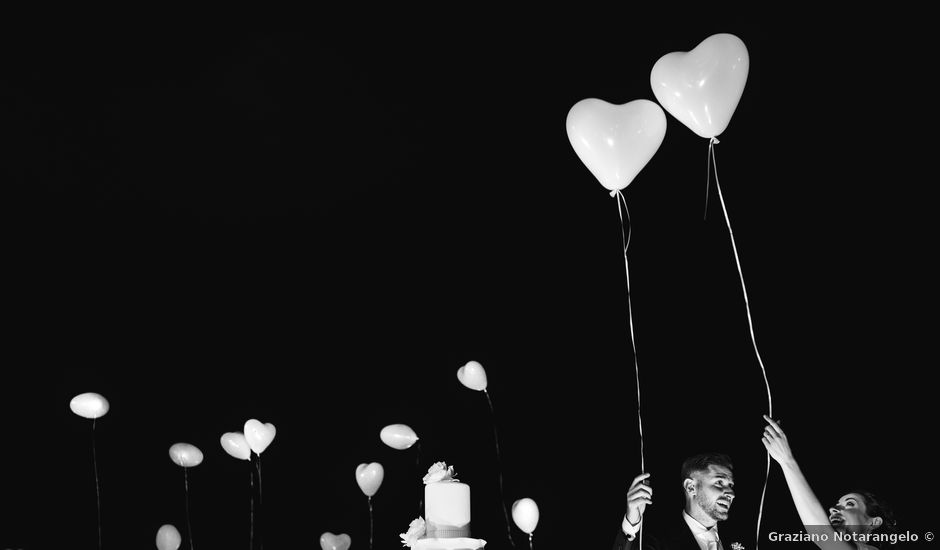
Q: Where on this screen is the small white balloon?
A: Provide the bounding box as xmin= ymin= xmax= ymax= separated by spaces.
xmin=512 ymin=498 xmax=539 ymax=534
xmin=156 ymin=524 xmax=182 ymax=550
xmin=169 ymin=443 xmax=204 ymax=468
xmin=244 ymin=419 xmax=277 ymax=455
xmin=456 ymin=361 xmax=488 ymax=391
xmin=380 ymin=424 xmax=419 ymax=450
xmin=220 ymin=432 xmax=251 ymax=461
xmin=70 ymin=392 xmax=110 ymax=419
xmin=355 ymin=462 xmax=384 ymax=497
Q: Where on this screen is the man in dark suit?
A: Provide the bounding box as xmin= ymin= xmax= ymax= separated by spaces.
xmin=613 ymin=453 xmax=739 ymax=550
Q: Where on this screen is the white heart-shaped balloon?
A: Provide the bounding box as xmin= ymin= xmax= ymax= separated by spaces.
xmin=566 ymin=99 xmax=666 ymax=192
xmin=244 ymin=419 xmax=276 ymax=455
xmin=220 ymin=432 xmax=251 ymax=461
xmin=355 ymin=462 xmax=384 ymax=497
xmin=156 ymin=524 xmax=182 ymax=550
xmin=456 ymin=360 xmax=488 ymax=391
xmin=169 ymin=443 xmax=204 ymax=468
xmin=651 ymin=33 xmax=749 ymax=139
xmin=511 ymin=497 xmax=540 ymax=534
xmin=69 ymin=392 xmax=110 ymax=419
xmin=380 ymin=423 xmax=419 ymax=450
xmin=320 ymin=532 xmax=352 ymax=550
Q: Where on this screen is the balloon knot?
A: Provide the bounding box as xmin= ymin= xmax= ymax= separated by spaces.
xmin=710 ymin=137 xmax=721 ymax=145
xmin=609 ymin=189 xmax=618 ymax=198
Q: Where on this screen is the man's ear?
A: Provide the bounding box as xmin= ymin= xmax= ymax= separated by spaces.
xmin=871 ymin=516 xmax=883 ymax=528
xmin=683 ymin=478 xmax=696 ymax=495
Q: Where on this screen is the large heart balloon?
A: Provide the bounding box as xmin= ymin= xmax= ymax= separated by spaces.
xmin=650 ymin=33 xmax=749 ymax=139
xmin=69 ymin=392 xmax=110 ymax=419
xmin=355 ymin=462 xmax=384 ymax=497
xmin=220 ymin=432 xmax=251 ymax=461
xmin=456 ymin=360 xmax=488 ymax=391
xmin=380 ymin=423 xmax=419 ymax=450
xmin=566 ymin=99 xmax=666 ymax=192
xmin=511 ymin=498 xmax=540 ymax=534
xmin=156 ymin=524 xmax=182 ymax=550
xmin=169 ymin=443 xmax=204 ymax=468
xmin=244 ymin=419 xmax=276 ymax=455
xmin=320 ymin=532 xmax=352 ymax=550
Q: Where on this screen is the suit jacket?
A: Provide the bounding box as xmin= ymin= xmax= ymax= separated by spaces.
xmin=612 ymin=513 xmax=740 ymax=550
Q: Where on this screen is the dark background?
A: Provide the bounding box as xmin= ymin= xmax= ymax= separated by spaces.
xmin=2 ymin=13 xmax=933 ymax=550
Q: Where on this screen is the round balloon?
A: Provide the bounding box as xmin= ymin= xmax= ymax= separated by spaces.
xmin=651 ymin=33 xmax=749 ymax=139
xmin=355 ymin=462 xmax=384 ymax=497
xmin=156 ymin=524 xmax=182 ymax=550
xmin=169 ymin=443 xmax=204 ymax=468
xmin=512 ymin=498 xmax=540 ymax=534
xmin=456 ymin=361 xmax=488 ymax=391
xmin=380 ymin=424 xmax=419 ymax=450
xmin=320 ymin=532 xmax=352 ymax=550
xmin=70 ymin=392 xmax=110 ymax=419
xmin=244 ymin=419 xmax=276 ymax=455
xmin=566 ymin=99 xmax=666 ymax=192
xmin=220 ymin=432 xmax=251 ymax=461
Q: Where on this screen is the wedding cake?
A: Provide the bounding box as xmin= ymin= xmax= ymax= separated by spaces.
xmin=401 ymin=462 xmax=486 ymax=550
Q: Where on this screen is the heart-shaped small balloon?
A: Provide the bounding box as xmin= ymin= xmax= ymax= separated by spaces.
xmin=169 ymin=443 xmax=204 ymax=468
xmin=320 ymin=532 xmax=352 ymax=550
xmin=457 ymin=360 xmax=488 ymax=391
xmin=156 ymin=524 xmax=182 ymax=550
xmin=566 ymin=98 xmax=666 ymax=193
xmin=220 ymin=432 xmax=251 ymax=461
xmin=70 ymin=392 xmax=110 ymax=419
xmin=512 ymin=497 xmax=540 ymax=534
xmin=244 ymin=419 xmax=276 ymax=455
xmin=650 ymin=33 xmax=749 ymax=139
xmin=380 ymin=423 xmax=419 ymax=450
xmin=355 ymin=462 xmax=384 ymax=497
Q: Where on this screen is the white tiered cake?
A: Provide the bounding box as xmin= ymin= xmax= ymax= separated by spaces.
xmin=402 ymin=462 xmax=486 ymax=550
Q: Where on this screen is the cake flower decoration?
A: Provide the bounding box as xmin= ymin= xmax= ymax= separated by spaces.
xmin=422 ymin=461 xmax=458 ymax=484
xmin=400 ymin=516 xmax=426 ymax=548
xmin=731 ymin=543 xmax=744 ymax=550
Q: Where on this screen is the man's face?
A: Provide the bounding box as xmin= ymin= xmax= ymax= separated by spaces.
xmin=689 ymin=464 xmax=735 ymax=521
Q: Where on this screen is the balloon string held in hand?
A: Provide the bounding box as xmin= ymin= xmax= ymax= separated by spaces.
xmin=708 ymin=139 xmax=774 ymax=550
xmin=614 ymin=189 xmax=646 ymax=550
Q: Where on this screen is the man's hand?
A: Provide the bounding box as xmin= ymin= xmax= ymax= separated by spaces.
xmin=762 ymin=414 xmax=796 ymax=466
xmin=625 ymin=472 xmax=652 ymax=525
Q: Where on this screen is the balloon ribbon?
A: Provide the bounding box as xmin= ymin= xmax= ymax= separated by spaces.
xmin=92 ymin=418 xmax=102 ymax=550
xmin=707 ymin=138 xmax=774 ymax=550
xmin=613 ymin=189 xmax=646 ymax=550
xmin=485 ymin=390 xmax=515 ymax=549
xmin=184 ymin=468 xmax=195 ymax=550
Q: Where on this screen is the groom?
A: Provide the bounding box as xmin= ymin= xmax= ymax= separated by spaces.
xmin=613 ymin=453 xmax=740 ymax=550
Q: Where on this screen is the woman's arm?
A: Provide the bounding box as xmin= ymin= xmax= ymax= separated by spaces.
xmin=762 ymin=415 xmax=853 ymax=550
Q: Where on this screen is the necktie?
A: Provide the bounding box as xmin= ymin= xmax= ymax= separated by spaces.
xmin=703 ymin=527 xmax=722 ymax=550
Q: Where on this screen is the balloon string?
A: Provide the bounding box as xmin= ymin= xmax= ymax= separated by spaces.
xmin=249 ymin=467 xmax=254 ymax=550
xmin=615 ymin=190 xmax=645 ymax=550
xmin=255 ymin=457 xmax=263 ymax=550
xmin=528 ymin=533 xmax=534 ymax=550
xmin=708 ymin=139 xmax=774 ymax=549
xmin=92 ymin=418 xmax=102 ymax=550
xmin=368 ymin=496 xmax=374 ymax=550
xmin=485 ymin=389 xmax=516 ymax=549
xmin=416 ymin=439 xmax=424 ymax=517
xmin=184 ymin=468 xmax=194 ymax=550
xmin=704 ymin=139 xmax=715 ymax=220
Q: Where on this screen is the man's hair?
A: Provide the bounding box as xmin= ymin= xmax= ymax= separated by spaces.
xmin=680 ymin=452 xmax=734 ymax=486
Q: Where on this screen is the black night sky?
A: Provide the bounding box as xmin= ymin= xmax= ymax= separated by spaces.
xmin=2 ymin=13 xmax=933 ymax=550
